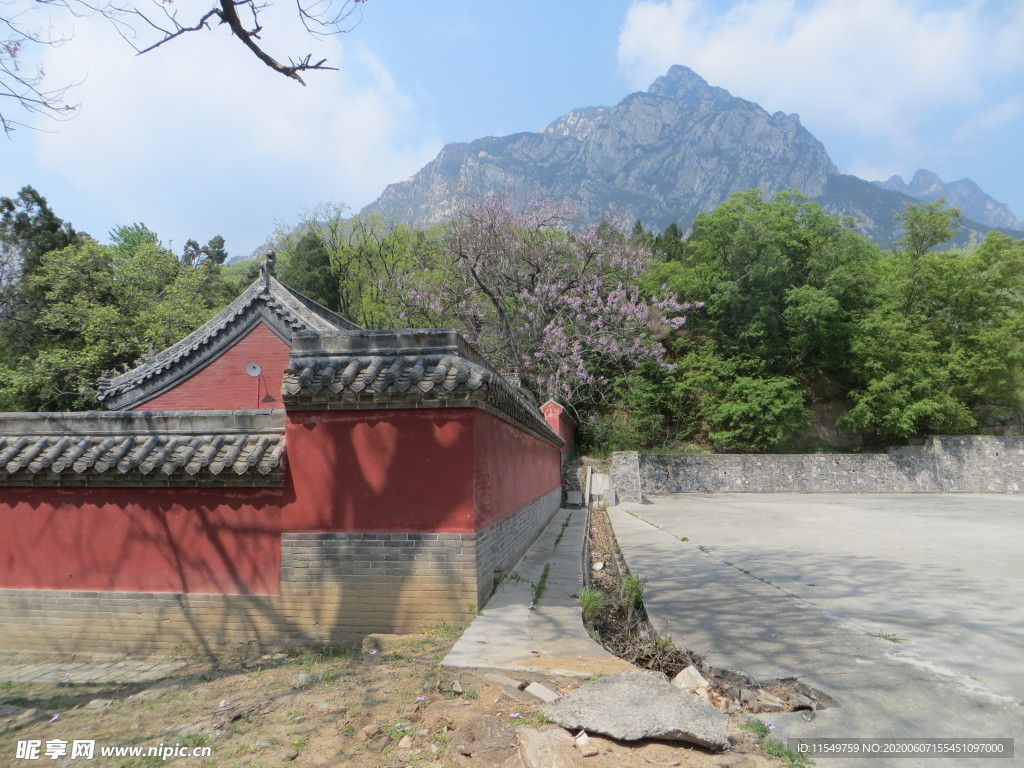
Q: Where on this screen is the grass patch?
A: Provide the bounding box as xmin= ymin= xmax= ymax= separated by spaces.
xmin=742 ymin=720 xmax=814 ymax=767
xmin=295 ymin=644 xmax=362 ymax=667
xmin=578 ymin=587 xmax=608 ymax=624
xmin=619 ymin=572 xmax=646 ymax=615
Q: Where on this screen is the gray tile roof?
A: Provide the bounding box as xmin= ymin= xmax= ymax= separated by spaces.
xmin=0 ymin=410 xmax=285 ymax=487
xmin=283 ymin=330 xmax=563 ymax=448
xmin=96 ymin=267 xmax=359 ymax=410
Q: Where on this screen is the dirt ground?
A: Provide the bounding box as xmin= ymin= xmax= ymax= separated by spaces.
xmin=0 ymin=624 xmax=796 ymax=768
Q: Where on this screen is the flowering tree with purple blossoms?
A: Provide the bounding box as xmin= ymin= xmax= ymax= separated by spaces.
xmin=402 ymin=194 xmax=691 ymax=407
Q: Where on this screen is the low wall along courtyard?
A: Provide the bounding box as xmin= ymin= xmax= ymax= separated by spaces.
xmin=612 ymin=436 xmax=1024 ymax=501
xmin=0 ymin=330 xmax=564 ymax=656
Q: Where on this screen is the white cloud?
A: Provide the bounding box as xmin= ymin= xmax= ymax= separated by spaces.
xmin=618 ymin=0 xmax=1024 ymax=158
xmin=954 ymin=96 xmax=1024 ymax=142
xmin=25 ymin=1 xmax=440 ymax=253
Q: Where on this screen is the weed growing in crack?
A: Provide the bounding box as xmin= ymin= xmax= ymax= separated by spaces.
xmin=554 ymin=512 xmax=572 ymax=548
xmin=763 ymin=736 xmax=814 ymax=767
xmin=741 ymin=720 xmax=813 ymax=767
xmin=532 ymin=564 xmax=551 ymax=605
xmin=869 ymin=630 xmax=905 ymax=643
xmin=741 ymin=720 xmax=771 ymax=738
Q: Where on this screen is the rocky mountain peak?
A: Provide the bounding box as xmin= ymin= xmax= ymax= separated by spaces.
xmin=647 ymin=64 xmax=714 ymax=99
xmin=362 ymin=67 xmax=1021 ymax=246
xmin=875 ymin=169 xmax=1020 ymax=229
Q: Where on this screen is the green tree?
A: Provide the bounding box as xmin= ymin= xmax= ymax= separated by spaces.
xmin=0 ymin=186 xmax=85 ymax=394
xmin=894 ymin=198 xmax=961 ymax=259
xmin=0 ymin=226 xmax=233 ymax=410
xmin=841 ymin=231 xmax=1024 ymax=439
xmin=651 ymin=189 xmax=878 ymax=376
xmin=651 ymin=221 xmax=686 ymax=263
xmin=643 ymin=189 xmax=880 ymax=451
xmin=272 ymin=204 xmax=433 ymax=328
xmin=0 ymin=186 xmax=81 ymax=277
xmin=278 ymin=230 xmax=340 ymax=310
xmin=182 ymin=235 xmax=229 ymax=267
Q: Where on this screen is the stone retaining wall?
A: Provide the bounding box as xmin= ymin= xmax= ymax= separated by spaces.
xmin=612 ymin=436 xmax=1024 ymax=498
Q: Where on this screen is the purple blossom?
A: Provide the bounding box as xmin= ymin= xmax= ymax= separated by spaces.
xmin=401 ymin=193 xmax=694 ymax=406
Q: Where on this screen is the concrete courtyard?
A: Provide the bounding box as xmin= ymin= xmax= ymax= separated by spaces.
xmin=610 ymin=494 xmax=1024 ymax=767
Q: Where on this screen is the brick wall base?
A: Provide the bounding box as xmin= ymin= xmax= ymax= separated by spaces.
xmin=474 ymin=487 xmax=562 ymax=608
xmin=0 ymin=490 xmax=563 ymax=657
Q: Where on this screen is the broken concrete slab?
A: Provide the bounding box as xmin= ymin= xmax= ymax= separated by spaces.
xmin=541 ymin=671 xmax=730 ymax=750
xmin=672 ymin=665 xmax=709 ymax=690
xmin=517 ymin=727 xmax=574 ymax=768
xmin=484 ymin=672 xmax=524 ymax=689
xmin=501 ymin=684 xmax=536 ymax=704
xmin=523 ymin=681 xmax=560 ymax=703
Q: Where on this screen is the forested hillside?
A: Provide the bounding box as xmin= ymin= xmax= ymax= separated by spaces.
xmin=3 ymin=185 xmax=1022 ymax=452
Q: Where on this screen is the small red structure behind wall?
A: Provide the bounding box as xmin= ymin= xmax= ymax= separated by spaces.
xmin=541 ymin=400 xmax=576 ymax=461
xmin=137 ymin=323 xmax=291 ymax=411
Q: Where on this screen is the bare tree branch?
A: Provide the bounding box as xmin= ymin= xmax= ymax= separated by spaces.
xmin=1 ymin=0 xmax=366 ymax=132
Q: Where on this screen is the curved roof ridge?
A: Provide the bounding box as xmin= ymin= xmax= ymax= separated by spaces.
xmin=96 ymin=269 xmax=359 ymax=410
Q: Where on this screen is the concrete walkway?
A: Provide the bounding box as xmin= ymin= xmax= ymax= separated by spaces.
xmin=611 ymin=496 xmax=1023 ymax=768
xmin=0 ymin=659 xmax=185 ymax=685
xmin=441 ymin=506 xmax=632 ymax=688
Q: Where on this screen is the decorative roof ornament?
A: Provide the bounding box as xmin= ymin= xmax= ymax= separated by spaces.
xmin=261 ymin=251 xmax=277 ymax=291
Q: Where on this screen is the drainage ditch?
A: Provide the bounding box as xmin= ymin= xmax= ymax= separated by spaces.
xmin=583 ymin=507 xmax=834 ymax=716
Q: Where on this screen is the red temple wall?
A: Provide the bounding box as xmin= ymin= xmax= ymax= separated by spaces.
xmin=0 ymin=409 xmax=561 ymax=597
xmin=472 ymin=411 xmax=562 ymax=530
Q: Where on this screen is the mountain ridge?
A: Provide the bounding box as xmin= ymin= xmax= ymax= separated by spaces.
xmin=875 ymin=169 xmax=1020 ymax=229
xmin=362 ymin=65 xmax=1022 ymax=248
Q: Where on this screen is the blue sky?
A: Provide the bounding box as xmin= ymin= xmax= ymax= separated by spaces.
xmin=3 ymin=0 xmax=1023 ymax=257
